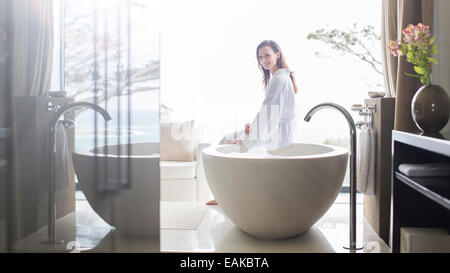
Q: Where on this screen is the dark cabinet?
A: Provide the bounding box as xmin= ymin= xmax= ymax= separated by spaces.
xmin=390 ymin=130 xmax=450 ymax=253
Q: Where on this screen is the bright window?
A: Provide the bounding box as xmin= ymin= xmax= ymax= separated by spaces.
xmin=156 ymin=0 xmax=382 ymax=188
xmin=63 ymin=0 xmax=160 ymax=149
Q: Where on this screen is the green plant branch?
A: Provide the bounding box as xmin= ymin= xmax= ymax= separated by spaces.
xmin=307 ymin=25 xmax=383 ymax=77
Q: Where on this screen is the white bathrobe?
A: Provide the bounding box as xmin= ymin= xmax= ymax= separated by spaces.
xmin=242 ymin=68 xmax=296 ymax=151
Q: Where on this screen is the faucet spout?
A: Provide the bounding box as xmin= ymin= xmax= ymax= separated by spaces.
xmin=304 ymin=102 xmax=356 ymax=134
xmin=304 ymin=102 xmax=362 ymax=251
xmin=43 ymin=101 xmax=111 ymax=245
xmin=50 ymin=102 xmax=112 ymax=129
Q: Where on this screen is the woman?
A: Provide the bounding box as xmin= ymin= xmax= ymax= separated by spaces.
xmin=206 ymin=40 xmax=298 ymax=205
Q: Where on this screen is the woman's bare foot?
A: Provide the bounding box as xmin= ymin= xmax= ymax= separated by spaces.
xmin=205 ymin=199 xmax=218 ymax=205
xmin=225 ymin=140 xmax=242 ymax=145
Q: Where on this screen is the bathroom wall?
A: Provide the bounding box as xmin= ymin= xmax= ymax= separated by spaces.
xmin=13 ymin=97 xmax=76 ymax=239
xmin=433 ymin=0 xmax=450 ymax=135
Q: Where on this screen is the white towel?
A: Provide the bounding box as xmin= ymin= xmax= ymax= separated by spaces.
xmin=55 ymin=122 xmax=72 ymax=188
xmin=357 ymin=125 xmax=376 ymax=195
xmin=398 ymin=163 xmax=450 ymax=177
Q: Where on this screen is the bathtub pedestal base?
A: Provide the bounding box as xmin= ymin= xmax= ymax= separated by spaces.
xmin=343 ymin=243 xmax=364 ymax=251
xmin=41 ymin=239 xmax=64 ymax=245
xmin=202 ymin=143 xmax=350 ymax=243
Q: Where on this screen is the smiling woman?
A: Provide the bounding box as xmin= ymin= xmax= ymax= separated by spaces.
xmin=155 ymin=0 xmax=381 ymax=194
xmin=157 ymin=0 xmax=381 ymax=147
xmin=239 ymin=40 xmax=297 ymax=150
xmin=256 ymin=40 xmax=298 ymax=93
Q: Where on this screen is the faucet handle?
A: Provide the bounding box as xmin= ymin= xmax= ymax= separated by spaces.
xmin=351 ymin=104 xmax=363 ymax=111
xmin=358 ymin=103 xmax=376 ymax=117
xmin=366 ymin=103 xmax=376 ymax=112
xmin=356 ymin=121 xmax=370 ymax=129
xmin=57 ymin=120 xmax=75 ymax=129
xmin=47 ymin=102 xmax=60 ymax=112
xmin=47 ymin=102 xmax=54 ymax=111
xmin=359 ymin=111 xmax=372 ymax=117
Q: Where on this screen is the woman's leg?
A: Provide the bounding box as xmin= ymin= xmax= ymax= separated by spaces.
xmin=207 ymin=130 xmax=245 ymax=206
xmin=205 ymin=200 xmax=218 ymax=205
xmin=219 ymin=130 xmax=245 ymax=145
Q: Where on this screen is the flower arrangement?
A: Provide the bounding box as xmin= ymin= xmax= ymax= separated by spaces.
xmin=388 ymin=23 xmax=438 ymax=85
xmin=0 ymin=28 xmax=7 ymax=63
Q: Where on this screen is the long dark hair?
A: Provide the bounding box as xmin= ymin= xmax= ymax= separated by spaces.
xmin=256 ymin=40 xmax=298 ymax=93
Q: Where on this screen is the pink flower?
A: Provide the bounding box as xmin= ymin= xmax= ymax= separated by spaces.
xmin=388 ymin=22 xmax=435 ymax=85
xmin=423 ymin=25 xmax=431 ymax=35
xmin=403 ymin=35 xmax=413 ymax=45
xmin=402 ymin=24 xmax=415 ymax=36
xmin=388 ymin=40 xmax=402 ymax=57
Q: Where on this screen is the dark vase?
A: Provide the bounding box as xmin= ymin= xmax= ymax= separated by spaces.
xmin=411 ymin=84 xmax=450 ymax=133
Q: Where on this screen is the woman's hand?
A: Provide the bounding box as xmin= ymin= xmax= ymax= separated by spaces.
xmin=245 ymin=123 xmax=250 ymax=135
xmin=225 ymin=140 xmax=243 ymax=145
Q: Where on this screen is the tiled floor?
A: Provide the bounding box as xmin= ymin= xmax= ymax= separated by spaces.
xmin=12 ymin=191 xmax=390 ymax=253
xmin=160 ymin=194 xmax=389 ymax=253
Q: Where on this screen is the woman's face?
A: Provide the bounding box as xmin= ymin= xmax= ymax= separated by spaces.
xmin=258 ymin=46 xmax=280 ymax=72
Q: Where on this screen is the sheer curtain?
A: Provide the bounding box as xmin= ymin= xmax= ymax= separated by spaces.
xmin=0 ymin=0 xmax=54 ymax=251
xmin=1 ymin=0 xmax=160 ymax=252
xmin=0 ymin=0 xmax=11 ymax=253
xmin=381 ymin=0 xmax=398 ymax=98
xmin=11 ymin=0 xmax=54 ymax=97
xmin=381 ymin=0 xmax=433 ymax=132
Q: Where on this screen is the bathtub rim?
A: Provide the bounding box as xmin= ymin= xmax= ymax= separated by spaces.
xmin=73 ymin=142 xmax=160 ymax=159
xmin=202 ymin=142 xmax=348 ymax=160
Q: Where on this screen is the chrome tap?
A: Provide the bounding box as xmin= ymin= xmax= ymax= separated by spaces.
xmin=304 ymin=102 xmax=363 ymax=251
xmin=352 ymin=103 xmax=376 ymax=129
xmin=42 ymin=102 xmax=111 ymax=244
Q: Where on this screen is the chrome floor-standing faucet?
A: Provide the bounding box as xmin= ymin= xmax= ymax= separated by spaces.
xmin=304 ymin=102 xmax=364 ymax=251
xmin=42 ymin=102 xmax=111 ymax=244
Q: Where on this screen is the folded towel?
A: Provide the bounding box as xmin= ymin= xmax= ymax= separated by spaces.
xmin=55 ymin=122 xmax=72 ymax=188
xmin=357 ymin=125 xmax=376 ymax=195
xmin=399 ymin=163 xmax=450 ymax=177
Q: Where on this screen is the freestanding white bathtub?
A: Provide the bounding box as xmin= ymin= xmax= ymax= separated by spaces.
xmin=202 ymin=143 xmax=348 ymax=239
xmin=72 ymin=142 xmax=160 ymax=238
